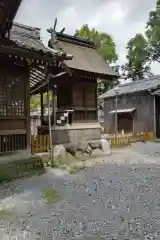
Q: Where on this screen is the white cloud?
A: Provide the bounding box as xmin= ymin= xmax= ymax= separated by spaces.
xmin=15 ymin=0 xmax=158 ymax=74
xmin=151 ymin=62 xmax=160 ymax=75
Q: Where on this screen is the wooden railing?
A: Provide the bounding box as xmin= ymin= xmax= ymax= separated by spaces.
xmin=0 ymin=134 xmax=27 ymax=153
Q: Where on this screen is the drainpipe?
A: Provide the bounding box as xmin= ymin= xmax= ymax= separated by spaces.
xmin=148 ymin=85 xmax=156 ymax=136
xmin=114 ymin=87 xmax=119 ymax=138
xmin=153 ymin=95 xmax=156 ymax=136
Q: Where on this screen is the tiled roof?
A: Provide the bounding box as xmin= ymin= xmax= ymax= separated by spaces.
xmin=10 ymin=22 xmax=68 ymax=58
xmin=99 ymin=76 xmax=160 ymax=99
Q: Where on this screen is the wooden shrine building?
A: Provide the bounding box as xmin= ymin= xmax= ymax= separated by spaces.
xmin=31 ymin=30 xmax=118 ymax=145
xmin=0 ymin=21 xmax=71 ymax=155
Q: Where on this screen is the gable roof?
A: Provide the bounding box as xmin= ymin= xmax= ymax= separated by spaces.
xmin=99 ymin=76 xmax=160 ymax=99
xmin=50 ymin=32 xmax=118 ymax=78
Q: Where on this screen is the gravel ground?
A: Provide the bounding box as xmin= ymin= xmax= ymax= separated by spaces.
xmin=0 ymin=142 xmax=160 ymax=239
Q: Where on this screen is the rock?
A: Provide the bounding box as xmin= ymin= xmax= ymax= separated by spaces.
xmin=64 ymin=142 xmax=90 ymax=157
xmin=77 ymin=141 xmax=88 ymax=153
xmin=88 ymin=140 xmax=102 ymax=151
xmin=87 ymin=139 xmax=111 ymax=155
xmin=53 ymin=145 xmax=67 ymax=165
xmin=100 ymin=138 xmax=111 ymax=155
xmin=64 ymin=143 xmax=77 ymax=156
xmin=85 ymin=144 xmax=93 ymax=156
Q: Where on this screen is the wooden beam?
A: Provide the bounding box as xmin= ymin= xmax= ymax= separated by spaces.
xmin=31 ymin=72 xmax=66 ymax=95
xmin=30 ymin=71 xmax=45 ymax=81
xmin=30 ymin=76 xmax=41 ymax=84
xmin=0 ymin=129 xmax=26 ymax=135
xmin=0 ymin=45 xmax=60 ymax=64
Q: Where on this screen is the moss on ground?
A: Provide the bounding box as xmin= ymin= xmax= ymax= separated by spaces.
xmin=0 ymin=208 xmax=11 ymax=217
xmin=43 ymin=188 xmax=62 ymax=203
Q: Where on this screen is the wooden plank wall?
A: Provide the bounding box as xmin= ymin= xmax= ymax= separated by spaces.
xmin=72 ymin=81 xmax=97 ymax=123
xmin=104 ymin=92 xmax=154 ymax=134
xmin=0 ymin=63 xmax=29 ymax=152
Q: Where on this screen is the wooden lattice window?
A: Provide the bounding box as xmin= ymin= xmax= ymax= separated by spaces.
xmin=86 ymin=111 xmax=97 ymax=121
xmin=74 ymin=111 xmax=85 ymax=121
xmin=85 ymin=83 xmax=96 ymax=107
xmin=0 ymin=74 xmax=25 ymax=117
xmin=73 ymin=84 xmax=84 ymax=107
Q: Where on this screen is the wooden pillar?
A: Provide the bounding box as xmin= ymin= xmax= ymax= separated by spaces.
xmin=40 ymin=92 xmax=44 ymax=125
xmin=95 ymin=80 xmax=98 ymax=121
xmin=26 ymin=69 xmax=30 ymax=150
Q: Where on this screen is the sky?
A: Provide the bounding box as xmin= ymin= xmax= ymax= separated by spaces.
xmin=15 ymin=0 xmax=159 ymax=74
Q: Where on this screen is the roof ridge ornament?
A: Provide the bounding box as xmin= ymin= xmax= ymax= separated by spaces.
xmin=47 ymin=17 xmax=65 ymax=53
xmin=47 ymin=17 xmax=58 ymax=49
xmin=47 ymin=28 xmax=57 ymax=48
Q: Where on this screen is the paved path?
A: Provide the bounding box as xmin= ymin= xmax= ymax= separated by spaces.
xmin=0 ymin=142 xmax=160 ymax=239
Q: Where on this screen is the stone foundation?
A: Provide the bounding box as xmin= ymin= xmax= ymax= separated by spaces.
xmin=51 ymin=123 xmax=101 ymax=145
xmin=0 ymin=150 xmax=45 ymax=183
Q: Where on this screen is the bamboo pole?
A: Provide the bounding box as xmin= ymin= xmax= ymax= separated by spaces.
xmin=47 ymin=82 xmax=53 ymax=164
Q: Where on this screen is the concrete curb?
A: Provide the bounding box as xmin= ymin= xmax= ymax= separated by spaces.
xmin=0 ymin=155 xmax=45 ymax=184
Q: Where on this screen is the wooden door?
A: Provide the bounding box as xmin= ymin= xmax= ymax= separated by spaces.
xmin=118 ymin=114 xmax=133 ymax=134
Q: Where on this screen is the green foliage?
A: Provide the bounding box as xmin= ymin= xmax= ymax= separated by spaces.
xmin=146 ymin=0 xmax=160 ymax=63
xmin=0 ymin=208 xmax=11 ymax=217
xmin=30 ymin=93 xmax=52 ymax=109
xmin=30 ymin=94 xmax=40 ymax=109
xmin=121 ymin=0 xmax=160 ymax=81
xmin=76 ymin=24 xmax=118 ymax=63
xmin=122 ymin=34 xmax=151 ymax=81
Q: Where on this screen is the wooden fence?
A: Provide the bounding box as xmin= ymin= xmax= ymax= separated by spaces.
xmin=30 ymin=132 xmax=156 ymax=153
xmin=31 ymin=135 xmax=50 ymax=154
xmin=0 ymin=134 xmax=27 ymax=154
xmin=109 ymin=132 xmax=156 ymax=147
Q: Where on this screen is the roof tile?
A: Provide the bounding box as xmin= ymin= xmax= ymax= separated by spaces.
xmin=99 ymin=76 xmax=160 ymax=99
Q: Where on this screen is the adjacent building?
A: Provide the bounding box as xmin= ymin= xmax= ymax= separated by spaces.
xmin=0 ymin=21 xmax=71 ymax=155
xmin=99 ymin=77 xmax=160 ymax=138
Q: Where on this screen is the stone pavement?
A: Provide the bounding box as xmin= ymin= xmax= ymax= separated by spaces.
xmin=0 ymin=142 xmax=160 ymax=239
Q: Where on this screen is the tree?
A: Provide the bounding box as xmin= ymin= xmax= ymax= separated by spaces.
xmin=122 ymin=34 xmax=150 ymax=81
xmin=75 ymin=25 xmax=119 ymax=95
xmin=30 ymin=94 xmax=40 ymax=109
xmin=30 ymin=93 xmax=52 ymax=109
xmin=146 ymin=0 xmax=160 ymax=63
xmin=76 ymin=25 xmax=118 ymax=64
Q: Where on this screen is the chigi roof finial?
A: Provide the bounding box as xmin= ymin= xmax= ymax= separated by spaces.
xmin=47 ymin=17 xmax=58 ymax=48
